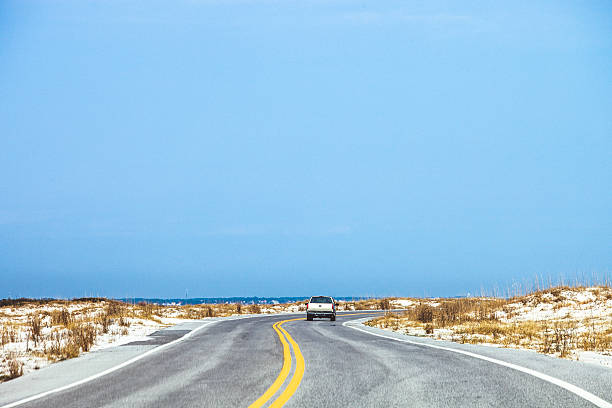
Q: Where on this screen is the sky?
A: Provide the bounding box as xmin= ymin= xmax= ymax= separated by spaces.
xmin=1 ymin=0 xmax=611 ymax=299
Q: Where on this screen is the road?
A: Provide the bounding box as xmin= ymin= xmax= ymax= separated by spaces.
xmin=1 ymin=312 xmax=611 ymax=408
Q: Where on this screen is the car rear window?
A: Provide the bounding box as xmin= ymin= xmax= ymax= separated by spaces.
xmin=310 ymin=296 xmax=332 ymax=303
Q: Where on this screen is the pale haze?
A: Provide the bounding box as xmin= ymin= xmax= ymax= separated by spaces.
xmin=1 ymin=0 xmax=611 ymax=298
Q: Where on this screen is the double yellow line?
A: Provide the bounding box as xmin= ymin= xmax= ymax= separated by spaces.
xmin=248 ymin=318 xmax=305 ymax=408
xmin=248 ymin=312 xmax=382 ymax=408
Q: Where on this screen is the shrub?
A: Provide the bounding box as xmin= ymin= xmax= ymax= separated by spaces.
xmin=137 ymin=302 xmax=157 ymax=319
xmin=415 ymin=304 xmax=434 ymax=323
xmin=51 ymin=308 xmax=72 ymax=326
xmin=29 ymin=314 xmax=42 ymax=346
xmin=379 ymin=299 xmax=391 ymax=310
xmin=96 ymin=314 xmax=111 ymax=334
xmin=7 ymin=356 xmax=23 ymax=380
xmin=62 ymin=341 xmax=81 ymax=359
xmin=71 ymin=323 xmax=96 ymax=352
xmin=105 ymin=301 xmax=126 ymax=317
xmin=119 ymin=316 xmax=130 ymax=327
xmin=45 ymin=331 xmax=79 ymax=360
xmin=1 ymin=326 xmax=17 ymax=346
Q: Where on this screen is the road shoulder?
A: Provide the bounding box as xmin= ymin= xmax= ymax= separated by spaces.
xmin=0 ymin=317 xmax=248 ymax=407
xmin=344 ymin=317 xmax=612 ymax=406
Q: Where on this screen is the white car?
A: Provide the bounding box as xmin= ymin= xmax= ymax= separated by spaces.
xmin=306 ymin=296 xmax=336 ymax=321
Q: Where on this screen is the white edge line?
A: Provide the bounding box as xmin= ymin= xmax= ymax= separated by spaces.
xmin=343 ymin=319 xmax=612 ymax=408
xmin=1 ymin=320 xmax=217 ymax=408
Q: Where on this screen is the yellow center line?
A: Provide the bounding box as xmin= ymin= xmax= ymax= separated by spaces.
xmin=248 ymin=322 xmax=292 ymax=408
xmin=248 ymin=312 xmax=384 ymax=408
xmin=268 ymin=321 xmax=305 ymax=408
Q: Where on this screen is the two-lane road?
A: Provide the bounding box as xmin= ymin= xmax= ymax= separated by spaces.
xmin=2 ymin=312 xmax=611 ymax=407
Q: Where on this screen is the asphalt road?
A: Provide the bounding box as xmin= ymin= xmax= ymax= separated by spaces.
xmin=1 ymin=312 xmax=611 ymax=408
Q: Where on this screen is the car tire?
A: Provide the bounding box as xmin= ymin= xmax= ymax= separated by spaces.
xmin=330 ymin=314 xmax=336 ymax=321
xmin=307 ymin=314 xmax=313 ymax=321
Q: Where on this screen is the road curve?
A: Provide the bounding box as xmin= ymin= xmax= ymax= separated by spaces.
xmin=1 ymin=312 xmax=611 ymax=408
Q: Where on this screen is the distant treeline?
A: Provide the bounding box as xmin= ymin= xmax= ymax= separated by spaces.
xmin=0 ymin=296 xmax=377 ymax=307
xmin=116 ymin=296 xmax=376 ymax=305
xmin=0 ymin=297 xmax=109 ymax=307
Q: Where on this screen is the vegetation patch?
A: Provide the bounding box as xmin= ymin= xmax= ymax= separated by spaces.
xmin=365 ymin=285 xmax=612 ymax=362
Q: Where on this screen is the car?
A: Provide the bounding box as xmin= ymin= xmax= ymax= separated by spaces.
xmin=306 ymin=296 xmax=336 ymax=321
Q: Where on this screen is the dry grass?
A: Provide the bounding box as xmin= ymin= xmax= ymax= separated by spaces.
xmin=28 ymin=314 xmax=42 ymax=347
xmin=50 ymin=308 xmax=72 ymax=326
xmin=366 ymin=285 xmax=612 ymax=361
xmin=338 ymin=297 xmax=402 ymax=311
xmin=0 ymin=297 xmax=308 ymax=381
xmin=0 ymin=354 xmax=23 ymax=381
xmin=248 ymin=304 xmax=262 ymax=314
xmin=1 ymin=325 xmax=18 ymax=347
xmin=0 ymin=300 xmax=159 ymax=380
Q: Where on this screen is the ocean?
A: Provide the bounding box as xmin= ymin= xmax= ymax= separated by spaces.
xmin=116 ymin=296 xmax=375 ymax=306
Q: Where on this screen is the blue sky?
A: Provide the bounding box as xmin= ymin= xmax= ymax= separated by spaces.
xmin=1 ymin=0 xmax=611 ymax=298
